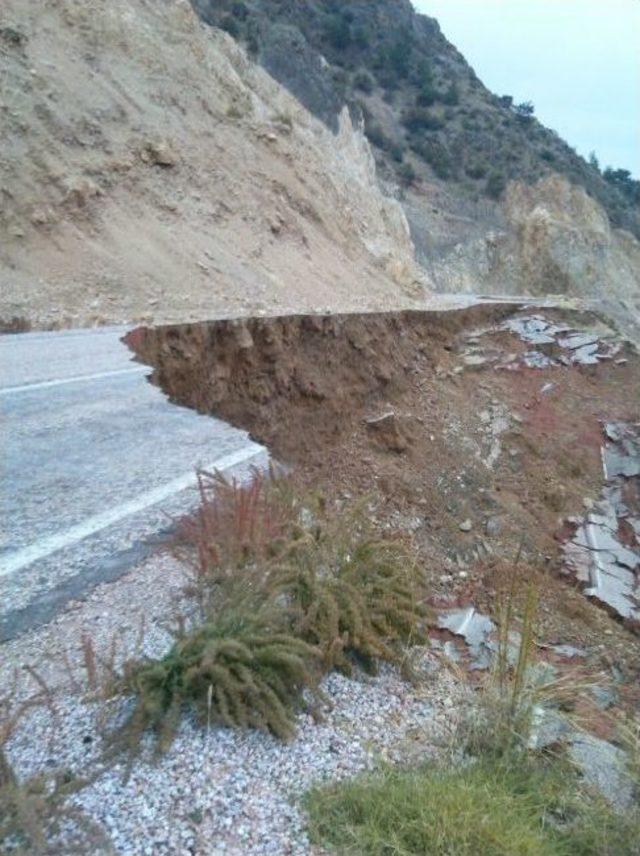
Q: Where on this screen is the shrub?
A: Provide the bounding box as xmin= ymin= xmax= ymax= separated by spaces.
xmin=486 ymin=170 xmax=507 ymax=199
xmin=603 ymin=167 xmax=640 ymax=201
xmin=364 ymin=121 xmax=387 ymax=149
xmin=364 ymin=122 xmax=400 ymax=157
xmin=120 ymin=609 xmax=322 ymax=749
xmin=230 ymin=1 xmax=248 ymax=20
xmin=402 ymin=108 xmax=443 ymax=133
xmin=324 ymin=13 xmax=351 ymax=51
xmin=387 ymin=38 xmax=411 ymax=79
xmin=413 ymin=140 xmax=452 ymax=180
xmin=389 ymin=142 xmax=405 ymax=163
xmin=466 ymin=162 xmax=488 ymax=180
xmin=123 ymin=472 xmax=429 ymax=748
xmin=353 ymin=70 xmax=374 ymax=94
xmin=219 ymin=14 xmax=240 ymax=38
xmin=416 ymin=85 xmax=436 ymax=107
xmin=441 ymin=82 xmax=460 ymax=106
xmin=411 ymin=57 xmax=434 ymax=89
xmin=514 ymin=101 xmax=535 ymax=122
xmin=179 ymin=467 xmax=294 ymax=609
xmin=374 ymin=34 xmax=413 ymax=87
xmin=276 ymin=528 xmax=427 ymax=675
xmin=185 ymin=473 xmax=427 ymax=674
xmin=398 ymin=162 xmax=417 ymax=185
xmin=351 ymin=24 xmax=371 ymax=49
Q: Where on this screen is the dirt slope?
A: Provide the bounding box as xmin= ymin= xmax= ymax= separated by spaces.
xmin=0 ymin=0 xmax=428 ymax=329
xmin=128 ymin=305 xmax=640 ymax=645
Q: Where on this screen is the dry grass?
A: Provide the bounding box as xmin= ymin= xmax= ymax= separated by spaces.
xmin=0 ymin=668 xmax=107 ymax=853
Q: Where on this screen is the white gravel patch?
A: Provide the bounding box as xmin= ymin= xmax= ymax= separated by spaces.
xmin=2 ymin=552 xmax=466 ymax=855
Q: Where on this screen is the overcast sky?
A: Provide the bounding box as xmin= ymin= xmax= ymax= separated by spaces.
xmin=414 ymin=0 xmax=640 ymax=177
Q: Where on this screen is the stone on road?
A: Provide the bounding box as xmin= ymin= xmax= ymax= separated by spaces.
xmin=0 ymin=327 xmax=267 ymax=639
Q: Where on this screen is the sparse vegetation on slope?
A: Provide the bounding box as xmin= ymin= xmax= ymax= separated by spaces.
xmin=305 ymin=585 xmax=640 ymax=856
xmin=192 ymin=0 xmax=640 ymax=237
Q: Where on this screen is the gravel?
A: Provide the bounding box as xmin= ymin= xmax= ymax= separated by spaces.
xmin=2 ymin=553 xmax=466 ymax=855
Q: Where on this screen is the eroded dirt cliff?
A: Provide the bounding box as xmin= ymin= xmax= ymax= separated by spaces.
xmin=127 ymin=304 xmax=640 ymax=641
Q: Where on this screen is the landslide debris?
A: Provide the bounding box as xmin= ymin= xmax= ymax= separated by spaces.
xmin=127 ymin=304 xmax=640 ymax=653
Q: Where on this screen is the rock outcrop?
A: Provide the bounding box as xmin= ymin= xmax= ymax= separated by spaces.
xmin=431 ymin=176 xmax=640 ymax=315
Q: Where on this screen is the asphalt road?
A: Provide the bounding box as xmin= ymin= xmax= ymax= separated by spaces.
xmin=0 ymin=327 xmax=267 ymax=639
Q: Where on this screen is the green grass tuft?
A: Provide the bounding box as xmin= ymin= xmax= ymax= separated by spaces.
xmin=305 ymin=755 xmax=640 ymax=856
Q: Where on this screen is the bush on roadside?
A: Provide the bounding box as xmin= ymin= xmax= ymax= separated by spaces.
xmin=120 ymin=608 xmax=322 ymax=749
xmin=118 ymin=472 xmax=429 ymax=748
xmin=274 ymin=507 xmax=428 ymax=675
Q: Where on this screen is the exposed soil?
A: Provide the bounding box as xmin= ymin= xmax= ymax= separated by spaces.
xmin=126 ymin=304 xmax=640 ymax=685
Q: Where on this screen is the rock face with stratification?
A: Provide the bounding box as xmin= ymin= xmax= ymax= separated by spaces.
xmin=563 ymin=422 xmax=640 ymax=628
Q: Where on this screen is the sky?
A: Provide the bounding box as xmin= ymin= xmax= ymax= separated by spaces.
xmin=414 ymin=0 xmax=640 ymax=177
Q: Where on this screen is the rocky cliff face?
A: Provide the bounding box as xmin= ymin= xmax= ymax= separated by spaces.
xmin=0 ymin=0 xmax=427 ymax=329
xmin=430 ymin=176 xmax=640 ymax=313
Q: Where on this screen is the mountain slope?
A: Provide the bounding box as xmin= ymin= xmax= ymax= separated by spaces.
xmin=0 ymin=0 xmax=425 ymax=329
xmin=192 ymin=0 xmax=640 ymax=240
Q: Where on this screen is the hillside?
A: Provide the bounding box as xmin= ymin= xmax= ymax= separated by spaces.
xmin=193 ymin=0 xmax=640 ymax=240
xmin=0 ymin=0 xmax=426 ymax=329
xmin=1 ymin=0 xmax=639 ymax=330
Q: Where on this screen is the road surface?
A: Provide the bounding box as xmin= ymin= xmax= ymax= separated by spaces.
xmin=0 ymin=327 xmax=267 ymax=639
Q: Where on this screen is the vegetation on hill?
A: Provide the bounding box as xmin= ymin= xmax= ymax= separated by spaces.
xmin=192 ymin=0 xmax=640 ymax=237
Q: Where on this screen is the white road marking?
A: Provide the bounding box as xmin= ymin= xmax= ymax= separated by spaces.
xmin=0 ymin=444 xmax=266 ymax=578
xmin=0 ymin=366 xmax=149 ymax=396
